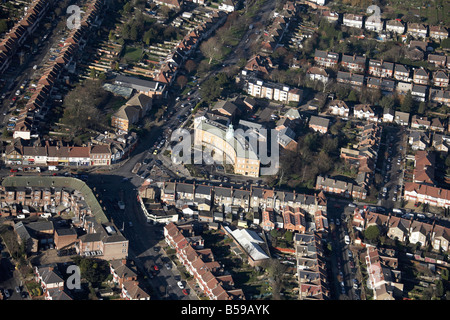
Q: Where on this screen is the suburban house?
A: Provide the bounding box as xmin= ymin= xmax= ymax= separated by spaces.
xmin=404 ymin=182 xmax=450 ymax=208
xmin=110 ymin=259 xmax=138 ymax=287
xmin=432 ymin=134 xmax=450 ymax=152
xmin=365 ymin=17 xmax=384 ymax=32
xmin=428 ymin=54 xmax=447 ymax=68
xmin=429 ymin=25 xmax=448 ymax=40
xmin=433 ymin=70 xmax=449 ymax=88
xmin=328 ymin=100 xmax=350 ymax=118
xmin=337 ymin=71 xmax=365 ymax=87
xmin=342 ymin=13 xmax=364 ymax=28
xmin=314 ymin=50 xmax=339 ymax=68
xmin=383 ymin=108 xmax=395 ymax=123
xmin=218 ymin=0 xmax=236 ymax=12
xmin=385 ymin=19 xmax=405 ymax=34
xmin=341 ymin=54 xmax=366 ymax=73
xmin=387 ymin=216 xmax=411 ymax=242
xmin=409 ymin=220 xmax=433 ymax=248
xmin=121 ymin=280 xmax=151 ymax=300
xmin=368 ymin=59 xmax=394 ymax=78
xmin=307 ymin=66 xmax=329 ymax=83
xmin=430 ymin=117 xmax=445 ymax=132
xmin=411 ymin=84 xmax=428 ymax=102
xmin=407 ymin=23 xmax=428 ymax=38
xmin=309 ymin=116 xmax=330 ymax=134
xmin=394 ymin=111 xmax=410 ymax=126
xmin=153 ymin=0 xmax=182 ymax=9
xmin=431 ymin=225 xmax=450 ymax=253
xmin=353 ymin=104 xmax=376 ymax=121
xmin=244 ymin=54 xmax=275 ymax=76
xmin=411 ymin=115 xmax=431 ymax=130
xmin=413 ymin=68 xmax=429 ymax=85
xmin=429 ymin=88 xmax=450 ymax=105
xmin=34 ymin=265 xmax=65 ymax=293
xmin=408 ymin=130 xmax=430 ymax=151
xmin=393 ymin=64 xmax=410 ymax=82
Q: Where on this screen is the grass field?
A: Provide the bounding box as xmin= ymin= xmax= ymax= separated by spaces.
xmin=122 ymin=46 xmax=143 ymax=63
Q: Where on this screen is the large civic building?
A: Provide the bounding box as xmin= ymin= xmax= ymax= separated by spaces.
xmin=193 ymin=118 xmax=261 ymax=177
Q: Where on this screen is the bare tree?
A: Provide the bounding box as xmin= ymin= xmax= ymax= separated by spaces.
xmin=200 ymin=37 xmax=223 ymax=64
xmin=184 ymin=59 xmax=197 ymax=74
xmin=176 ymin=75 xmax=188 ymax=89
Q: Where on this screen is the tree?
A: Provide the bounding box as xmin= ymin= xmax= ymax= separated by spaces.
xmin=380 ymin=95 xmax=395 ymax=111
xmin=200 ymin=37 xmax=223 ymax=64
xmin=261 ymin=259 xmax=287 ymax=300
xmin=130 ymin=25 xmax=138 ymax=41
xmin=122 ymin=1 xmax=132 ymax=14
xmin=184 ymin=60 xmax=197 ymax=74
xmin=364 ymin=225 xmax=380 ymax=242
xmin=176 ymin=75 xmax=188 ymax=89
xmin=143 ymin=28 xmax=158 ymax=45
xmin=72 ymin=256 xmax=109 ymax=286
xmin=400 ymin=90 xmax=414 ymax=113
xmin=284 ymin=231 xmax=293 ymax=243
xmin=418 ymin=101 xmax=427 ymax=115
xmin=0 ymin=20 xmax=8 ymax=34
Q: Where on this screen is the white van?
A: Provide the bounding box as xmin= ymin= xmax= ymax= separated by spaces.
xmin=344 ymin=235 xmax=350 ymax=245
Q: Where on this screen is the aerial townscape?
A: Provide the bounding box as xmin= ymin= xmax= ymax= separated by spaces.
xmin=0 ymin=0 xmax=449 ymax=304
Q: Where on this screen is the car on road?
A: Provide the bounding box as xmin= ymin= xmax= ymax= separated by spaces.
xmin=182 ymin=289 xmax=189 ymax=296
xmin=15 ymin=286 xmax=21 ymax=294
xmin=344 ymin=235 xmax=350 ymax=245
xmin=177 ymin=281 xmax=184 ymax=289
xmin=128 ymin=221 xmax=133 ymax=227
xmin=154 ymin=246 xmax=160 ymax=252
xmin=21 ymin=291 xmax=28 ymax=299
xmin=165 ymin=263 xmax=172 ymax=270
xmin=3 ymin=289 xmax=10 ymax=299
xmin=153 ymin=265 xmax=159 ymax=271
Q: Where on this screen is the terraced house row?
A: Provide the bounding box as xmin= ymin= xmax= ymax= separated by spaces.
xmin=164 ymin=222 xmax=245 ymax=300
xmin=295 ymin=233 xmax=330 ymax=300
xmin=4 ymin=139 xmax=111 ymax=166
xmin=0 ymin=0 xmax=53 ymax=74
xmin=353 ymin=208 xmax=450 ymax=253
xmin=13 ymin=0 xmax=105 ymax=141
xmin=314 ymin=49 xmax=450 ymax=105
xmin=0 ymin=184 xmax=92 ymax=218
xmin=160 ymin=181 xmax=328 ymax=216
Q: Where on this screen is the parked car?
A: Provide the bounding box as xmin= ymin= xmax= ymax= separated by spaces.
xmin=177 ymin=281 xmax=184 ymax=289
